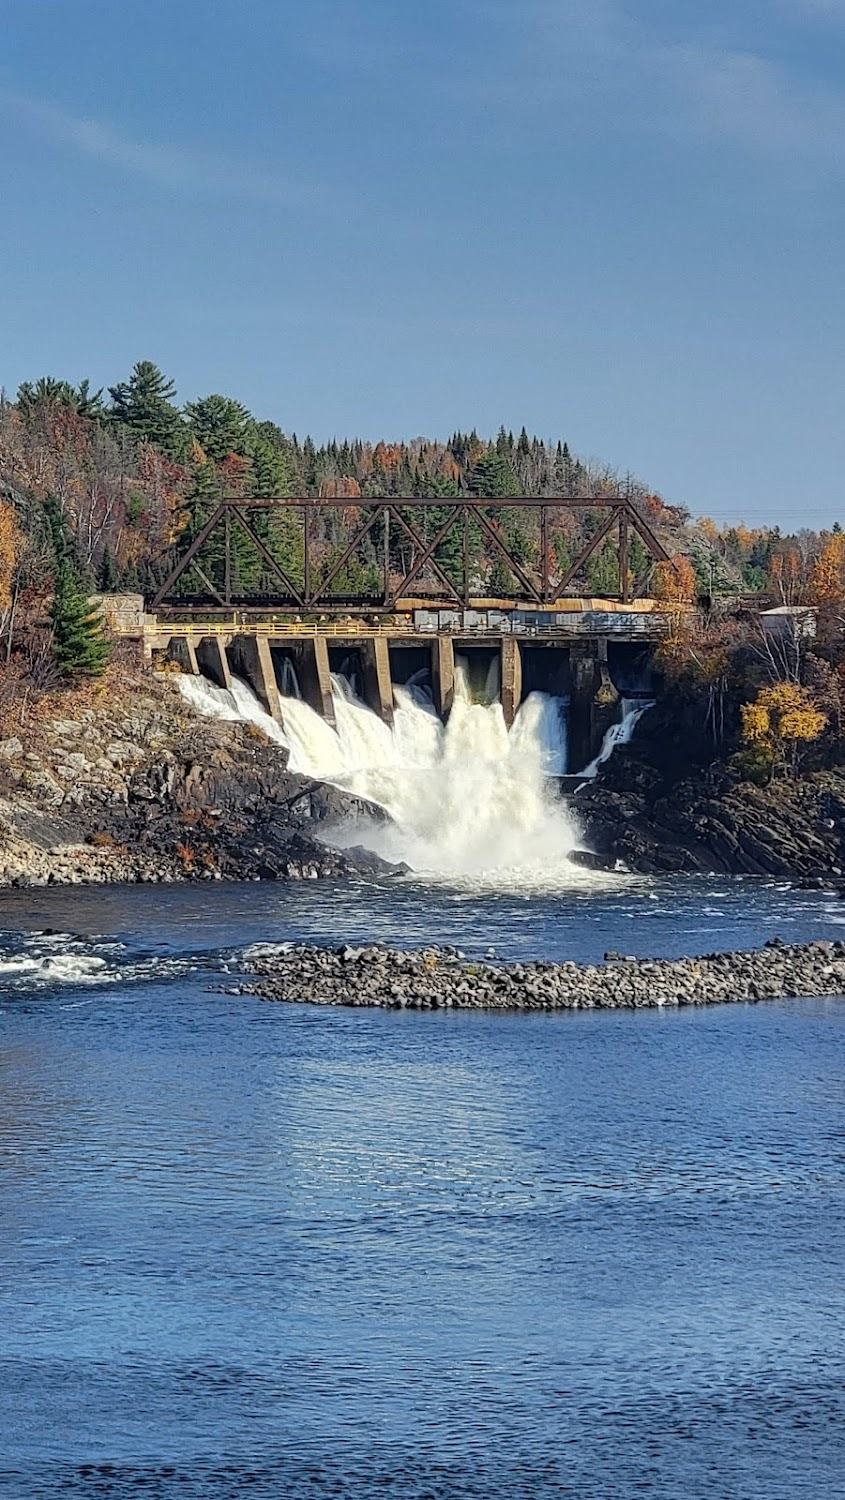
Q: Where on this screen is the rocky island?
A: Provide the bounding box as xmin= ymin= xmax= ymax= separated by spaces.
xmin=241 ymin=937 xmax=845 ymax=1011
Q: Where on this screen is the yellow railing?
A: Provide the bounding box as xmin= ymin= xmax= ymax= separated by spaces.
xmin=132 ymin=616 xmax=672 ymax=642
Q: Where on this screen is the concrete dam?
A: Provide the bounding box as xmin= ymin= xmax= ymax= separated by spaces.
xmin=153 ymin=619 xmax=661 ymax=775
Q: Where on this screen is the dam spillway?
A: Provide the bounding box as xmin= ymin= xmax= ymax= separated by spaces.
xmin=149 ymin=612 xmax=662 ymax=771
xmin=178 ymin=657 xmax=584 ymax=884
xmin=172 ymin=616 xmax=658 ymax=884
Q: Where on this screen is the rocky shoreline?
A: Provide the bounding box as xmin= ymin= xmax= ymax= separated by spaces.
xmin=240 ymin=937 xmax=845 ymax=1011
xmin=0 ymin=667 xmax=397 ymax=887
xmin=575 ymin=701 xmax=845 ymax=881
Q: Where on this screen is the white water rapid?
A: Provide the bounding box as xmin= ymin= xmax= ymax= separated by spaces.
xmin=178 ymin=663 xmax=599 ymax=888
xmin=578 ymin=698 xmax=654 ymax=779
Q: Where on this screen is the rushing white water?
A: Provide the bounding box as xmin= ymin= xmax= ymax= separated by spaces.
xmin=578 ymin=698 xmax=654 ymax=779
xmin=328 ymin=672 xmax=580 ymax=883
xmin=178 ymin=664 xmax=592 ymax=887
xmin=178 ymin=673 xmax=288 ymax=746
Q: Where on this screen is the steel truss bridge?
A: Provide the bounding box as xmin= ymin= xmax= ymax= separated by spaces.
xmin=152 ymin=495 xmax=673 ymax=616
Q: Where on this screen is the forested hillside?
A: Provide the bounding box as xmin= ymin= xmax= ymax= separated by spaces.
xmin=1 ymin=359 xmax=844 ymax=683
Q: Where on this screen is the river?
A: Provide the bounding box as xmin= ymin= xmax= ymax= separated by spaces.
xmin=1 ymin=875 xmax=844 ymax=1498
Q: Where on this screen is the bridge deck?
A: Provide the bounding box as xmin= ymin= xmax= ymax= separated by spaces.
xmin=138 ymin=615 xmax=672 ymax=645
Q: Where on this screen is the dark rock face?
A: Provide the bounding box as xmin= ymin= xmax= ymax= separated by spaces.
xmin=572 ymin=707 xmax=845 ymax=881
xmin=105 ymin=738 xmax=396 ymax=881
xmin=240 ymin=938 xmax=845 ymax=1011
xmin=0 ymin=675 xmax=402 ymax=887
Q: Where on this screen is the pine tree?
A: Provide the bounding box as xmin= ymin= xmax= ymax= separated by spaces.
xmin=185 ymin=394 xmax=251 ymax=462
xmin=109 ymin=361 xmax=184 ymax=456
xmin=468 ymin=451 xmax=520 ymax=498
xmin=51 ymin=563 xmax=110 ymax=678
xmin=44 ymin=497 xmax=110 ymax=677
xmin=250 ymin=436 xmax=304 ymax=590
xmin=98 ymin=545 xmax=118 ymax=592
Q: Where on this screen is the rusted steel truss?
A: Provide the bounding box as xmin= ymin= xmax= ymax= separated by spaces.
xmin=152 ymin=496 xmax=672 ymax=614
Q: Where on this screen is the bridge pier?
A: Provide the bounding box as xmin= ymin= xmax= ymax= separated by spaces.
xmin=285 ymin=638 xmax=335 ymax=728
xmin=361 ymin=638 xmax=394 ymax=726
xmin=166 ymin=635 xmax=199 ymax=675
xmin=568 ymin=643 xmax=602 ymax=773
xmin=228 ymin=635 xmax=283 ymax=726
xmin=196 ymin=635 xmax=232 ymax=691
xmin=500 ymin=639 xmax=523 ymax=729
xmin=432 ymin=637 xmax=455 ymax=720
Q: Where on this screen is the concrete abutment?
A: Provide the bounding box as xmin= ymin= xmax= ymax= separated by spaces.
xmin=165 ymin=635 xmax=199 ymax=675
xmin=283 ymin=638 xmax=335 ymax=727
xmin=500 ymin=639 xmax=523 ymax=729
xmin=432 ymin=637 xmax=455 ymax=720
xmin=360 ymin=638 xmax=394 ymax=726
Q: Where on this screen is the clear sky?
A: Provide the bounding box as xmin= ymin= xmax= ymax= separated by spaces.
xmin=2 ymin=1 xmax=844 ymax=526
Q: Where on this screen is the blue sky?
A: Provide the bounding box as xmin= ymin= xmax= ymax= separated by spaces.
xmin=2 ymin=1 xmax=845 ymax=525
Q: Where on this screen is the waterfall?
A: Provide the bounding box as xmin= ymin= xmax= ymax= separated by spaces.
xmin=278 ymin=658 xmax=302 ymax=700
xmin=177 ymin=672 xmax=288 ymax=746
xmin=578 ymin=698 xmax=654 ymax=779
xmin=178 ymin=663 xmax=591 ymax=887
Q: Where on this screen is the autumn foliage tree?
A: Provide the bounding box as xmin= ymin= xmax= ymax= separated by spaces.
xmin=809 ymin=533 xmax=845 ymax=607
xmin=740 ymin=682 xmax=827 ymax=781
xmin=0 ymin=501 xmax=24 ymax=616
xmin=653 ymin=555 xmax=697 ymax=605
xmin=0 ymin=500 xmax=25 ymax=658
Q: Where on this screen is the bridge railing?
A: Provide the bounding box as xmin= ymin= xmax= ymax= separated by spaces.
xmin=136 ymin=612 xmax=674 ymax=642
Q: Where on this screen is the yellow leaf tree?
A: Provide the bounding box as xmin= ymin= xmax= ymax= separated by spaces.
xmin=809 ymin=534 xmax=845 ymax=606
xmin=0 ymin=500 xmax=25 ymax=665
xmin=740 ymin=682 xmax=827 ymax=779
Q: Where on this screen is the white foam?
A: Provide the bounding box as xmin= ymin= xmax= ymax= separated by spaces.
xmin=0 ymin=952 xmax=109 ymax=983
xmin=182 ymin=660 xmax=593 ymax=888
xmin=178 ymin=673 xmax=288 ymax=746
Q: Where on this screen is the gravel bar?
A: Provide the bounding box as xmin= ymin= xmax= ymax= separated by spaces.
xmin=240 ymin=937 xmax=845 ymax=1011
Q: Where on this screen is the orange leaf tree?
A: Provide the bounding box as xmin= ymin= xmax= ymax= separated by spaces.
xmin=653 ymin=555 xmax=697 ymax=605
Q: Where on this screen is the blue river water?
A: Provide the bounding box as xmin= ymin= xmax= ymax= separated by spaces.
xmin=0 ymin=874 xmax=844 ymax=1498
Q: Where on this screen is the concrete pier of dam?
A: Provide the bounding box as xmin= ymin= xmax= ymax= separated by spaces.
xmin=145 ymin=619 xmax=661 ymax=767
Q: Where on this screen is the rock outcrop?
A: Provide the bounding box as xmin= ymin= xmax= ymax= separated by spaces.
xmin=574 ymin=703 xmax=845 ymax=881
xmin=0 ymin=668 xmax=396 ymax=886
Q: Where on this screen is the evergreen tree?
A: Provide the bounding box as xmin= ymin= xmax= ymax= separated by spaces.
xmin=468 ymin=451 xmax=520 ymax=499
xmin=553 ymin=533 xmax=572 ymax=581
xmin=585 ymin=542 xmax=622 ymax=597
xmin=185 ymin=394 xmax=252 ymax=462
xmin=44 ymin=501 xmax=109 ymax=678
xmin=16 ymin=376 xmax=104 ymax=422
xmin=51 ymin=565 xmax=110 ymax=678
xmin=109 ymin=361 xmax=184 ymax=456
xmin=489 ymin=556 xmax=515 ymax=595
xmin=179 ymin=450 xmax=227 ymax=596
xmin=98 ymin=544 xmax=119 ymax=592
xmin=250 ymin=436 xmax=304 ymax=590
